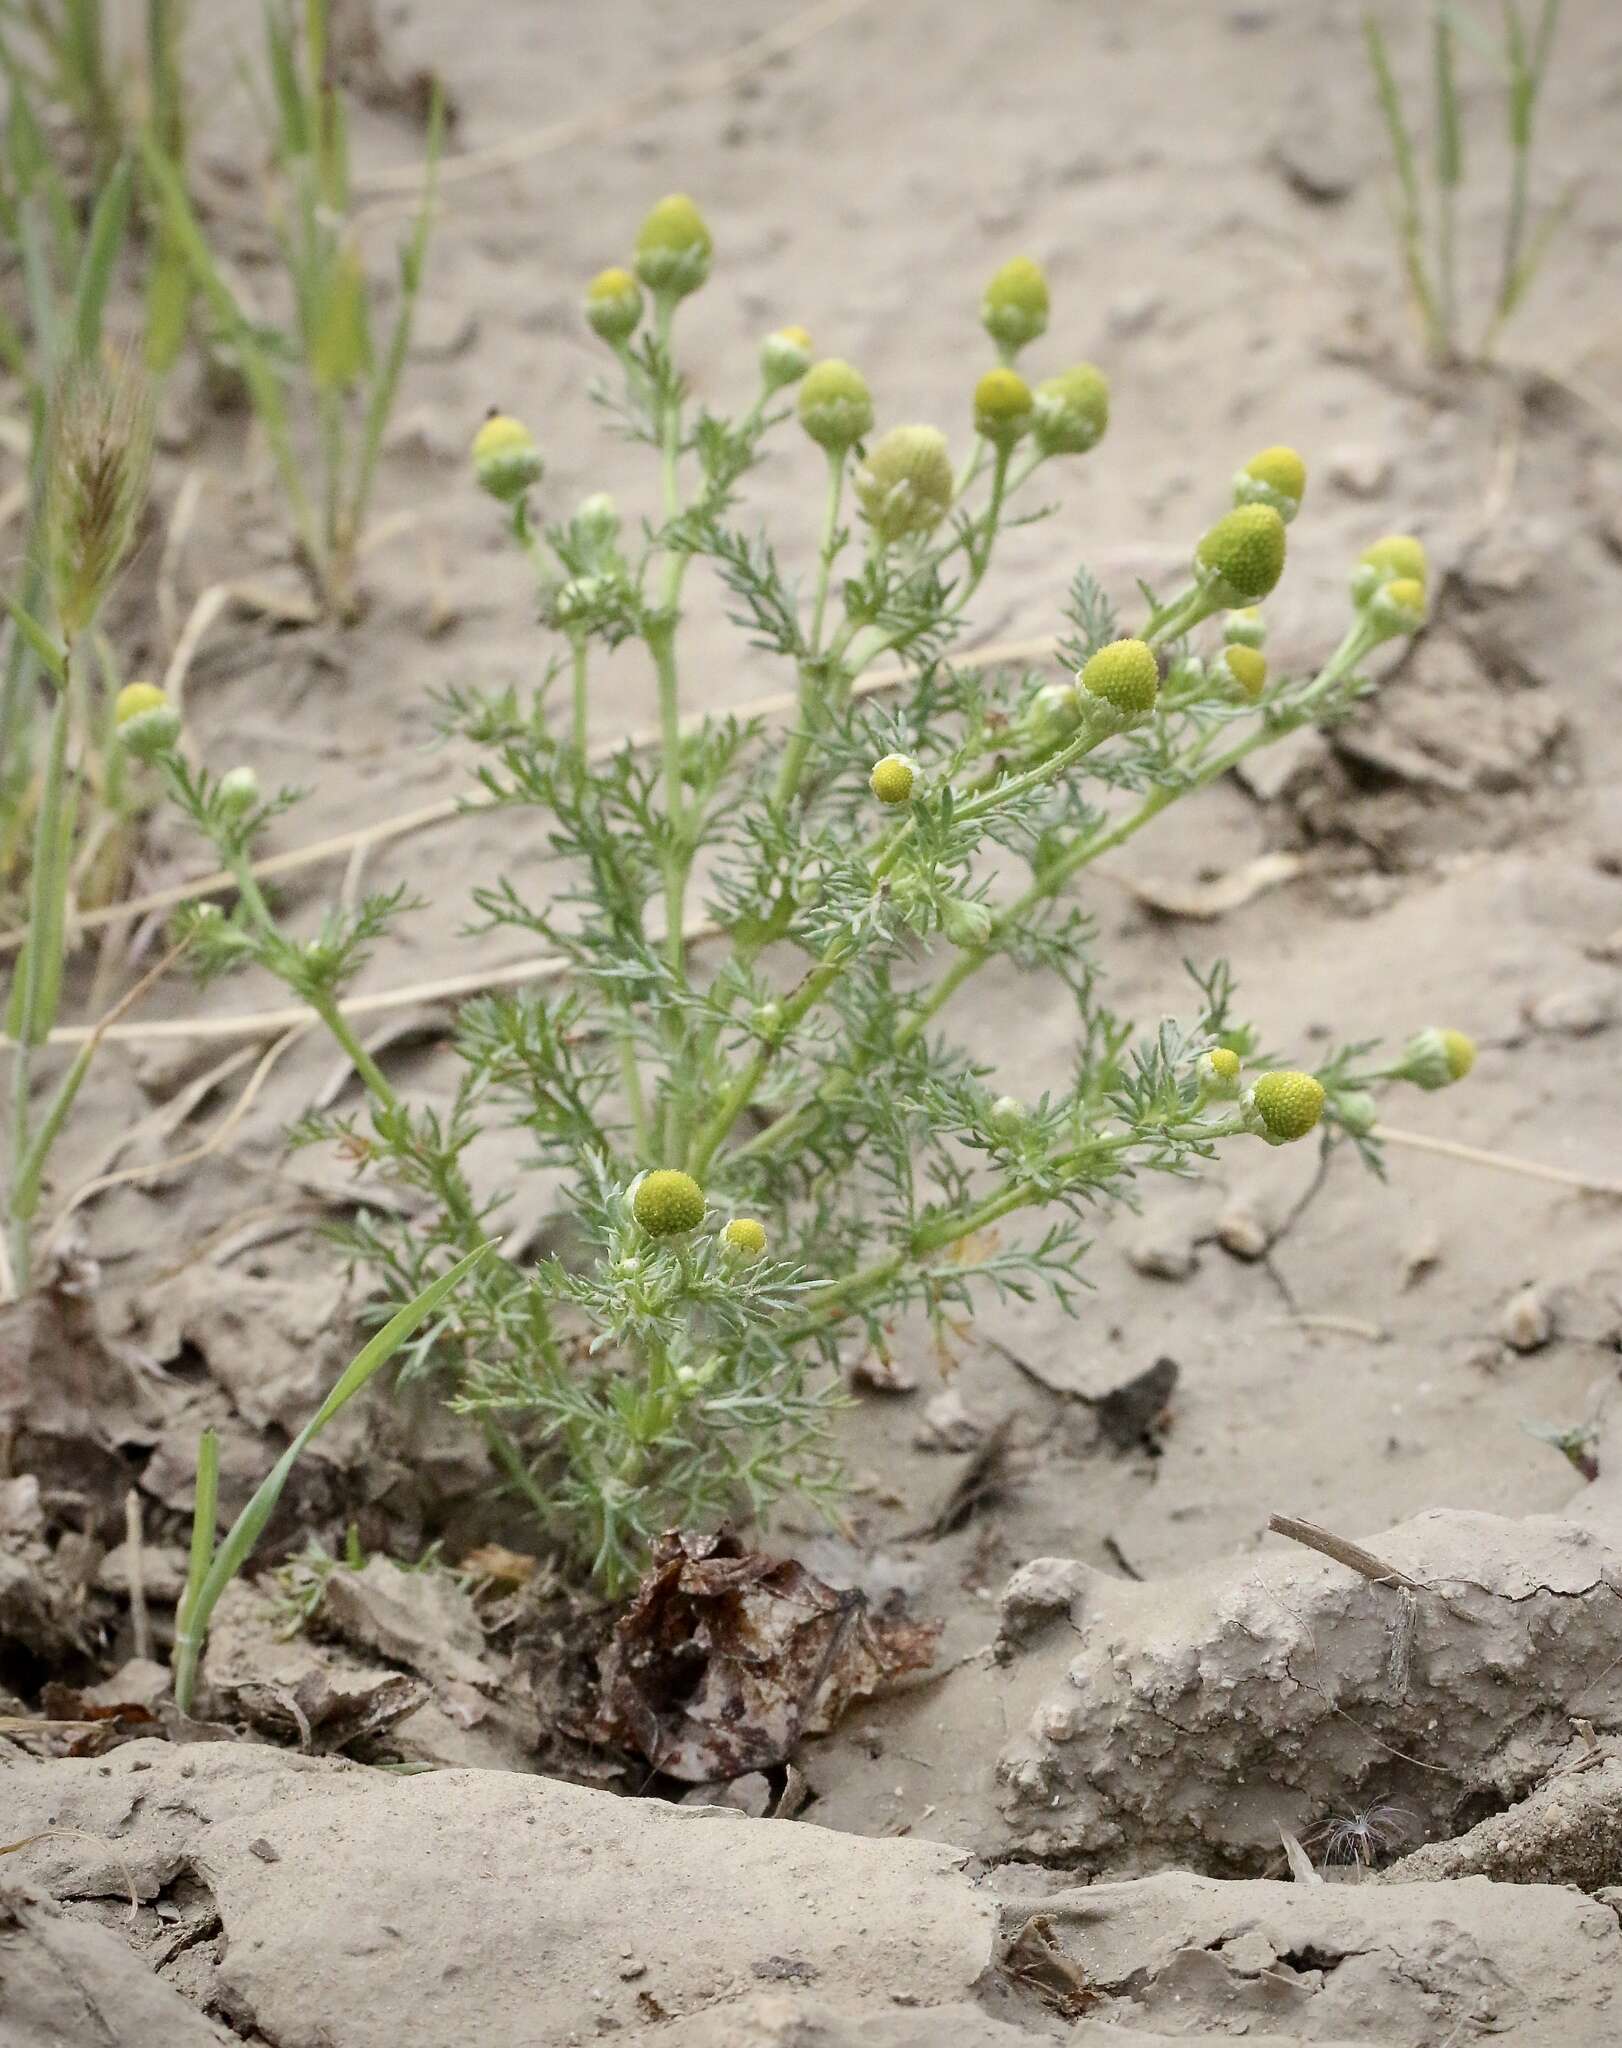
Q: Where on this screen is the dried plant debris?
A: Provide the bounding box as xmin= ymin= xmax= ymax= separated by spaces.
xmin=594 ymin=1528 xmax=941 ymax=1781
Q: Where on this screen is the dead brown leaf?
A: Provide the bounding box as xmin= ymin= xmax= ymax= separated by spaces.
xmin=593 ymin=1527 xmax=940 ymax=1782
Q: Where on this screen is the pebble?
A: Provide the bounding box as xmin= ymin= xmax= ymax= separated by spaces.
xmin=1500 ymin=1283 xmax=1556 ymax=1353
xmin=1217 ymin=1206 xmax=1271 ymax=1261
xmin=1326 ymin=444 xmax=1393 ymax=498
xmin=1524 ymin=986 xmax=1616 ymax=1037
xmin=914 ymin=1388 xmax=985 ymax=1453
xmin=1127 ymin=1231 xmax=1197 ymax=1282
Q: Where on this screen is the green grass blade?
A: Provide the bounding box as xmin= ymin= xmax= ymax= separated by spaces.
xmin=1364 ymin=12 xmax=1446 ymax=356
xmin=0 ymin=593 xmax=66 ymax=684
xmin=69 ymin=154 xmax=131 ymax=362
xmin=169 ymin=1241 xmax=496 ymax=1711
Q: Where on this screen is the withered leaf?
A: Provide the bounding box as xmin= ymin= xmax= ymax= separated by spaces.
xmin=594 ymin=1527 xmax=940 ymax=1782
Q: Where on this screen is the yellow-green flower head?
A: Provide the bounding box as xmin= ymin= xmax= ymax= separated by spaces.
xmin=869 ymin=753 xmax=917 ymax=804
xmin=1400 ymin=1026 xmax=1476 ymax=1090
xmin=940 ymin=896 xmax=994 ymax=950
xmin=981 ymin=256 xmax=1050 ymax=356
xmin=584 ymin=266 xmax=644 ymax=344
xmin=720 ymin=1216 xmax=768 ymax=1259
xmin=633 ymin=194 xmax=712 ymax=298
xmin=631 ymin=1168 xmax=706 ymax=1237
xmin=1215 ymin=644 xmax=1268 ymax=703
xmin=471 ymin=412 xmax=543 ymax=502
xmin=114 ymin=680 xmax=180 ymax=759
xmin=855 ymin=425 xmax=954 ymax=544
xmin=1335 ymin=1089 xmax=1378 ymax=1136
xmin=1368 ymin=575 xmax=1427 ymax=639
xmin=1247 ymin=1070 xmax=1326 ymax=1145
xmin=1195 ymin=503 xmax=1288 ymax=603
xmin=760 ymin=324 xmax=813 ymax=392
xmin=1224 ymin=606 xmax=1266 ymax=648
xmin=1080 ymin=637 xmax=1159 ymax=716
xmin=798 ymin=358 xmax=875 ymax=451
xmin=1234 ymin=444 xmax=1307 ymax=523
xmin=1031 ymin=363 xmax=1110 ymax=457
xmin=973 ymin=367 xmax=1033 ymax=448
xmin=1023 ymin=679 xmax=1083 ymax=750
xmin=1197 ymin=1046 xmax=1242 ymax=1099
xmin=218 ymin=765 xmax=259 ymax=815
xmin=1352 ymin=532 xmax=1427 ymax=604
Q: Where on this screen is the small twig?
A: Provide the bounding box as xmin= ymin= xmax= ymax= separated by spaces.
xmin=1268 ymin=1513 xmax=1425 ymax=1593
xmin=1375 ymin=1123 xmax=1622 ymax=1198
xmin=124 ymin=1488 xmax=152 ymax=1663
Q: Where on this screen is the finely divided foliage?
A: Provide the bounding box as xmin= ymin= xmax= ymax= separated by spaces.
xmin=79 ymin=200 xmax=1474 ymax=1592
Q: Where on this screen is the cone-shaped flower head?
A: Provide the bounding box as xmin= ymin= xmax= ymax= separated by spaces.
xmin=720 ymin=1217 xmax=768 ymax=1259
xmin=1224 ymin=606 xmax=1266 ymax=648
xmin=584 ymin=266 xmax=644 ymax=344
xmin=1197 ymin=1046 xmax=1242 ymax=1099
xmin=1031 ymin=363 xmax=1110 ymax=456
xmin=982 ymin=256 xmax=1050 ymax=355
xmin=1216 ymin=644 xmax=1268 ymax=702
xmin=1399 ymin=1027 xmax=1476 ymax=1090
xmin=798 ymin=358 xmax=874 ymax=451
xmin=761 ymin=324 xmax=813 ymax=392
xmin=633 ymin=194 xmax=712 ymax=298
xmin=869 ymin=753 xmax=917 ymax=804
xmin=1248 ymin=1070 xmax=1325 ymax=1144
xmin=1234 ymin=444 xmax=1307 ymax=522
xmin=472 ymin=412 xmax=543 ymax=502
xmin=1196 ymin=503 xmax=1288 ymax=602
xmin=855 ymin=425 xmax=954 ymax=543
xmin=632 ymin=1169 xmax=706 ymax=1237
xmin=114 ymin=680 xmax=180 ymax=759
xmin=1080 ymin=637 xmax=1159 ymax=716
xmin=218 ymin=765 xmax=260 ymax=815
xmin=973 ymin=367 xmax=1033 ymax=448
xmin=1352 ymin=533 xmax=1427 ymax=604
xmin=940 ymin=896 xmax=994 ymax=949
xmin=1369 ymin=576 xmax=1427 ymax=638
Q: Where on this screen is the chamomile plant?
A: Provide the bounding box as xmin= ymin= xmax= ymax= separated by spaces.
xmin=138 ymin=198 xmax=1473 ymax=1592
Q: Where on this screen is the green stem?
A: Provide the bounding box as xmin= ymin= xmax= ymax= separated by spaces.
xmin=569 ymin=632 xmax=589 ymax=761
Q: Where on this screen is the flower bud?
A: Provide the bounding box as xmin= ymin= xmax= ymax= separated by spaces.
xmin=855 ymin=425 xmax=954 ymax=544
xmin=1397 ymin=1027 xmax=1475 ymax=1090
xmin=1351 ymin=533 xmax=1427 ymax=605
xmin=471 ymin=412 xmax=543 ymax=502
xmin=1334 ymin=1089 xmax=1379 ymax=1136
xmin=632 ymin=194 xmax=712 ymax=299
xmin=869 ymin=753 xmax=917 ymax=804
xmin=751 ymin=1000 xmax=783 ymax=1039
xmin=1021 ymin=680 xmax=1083 ymax=751
xmin=760 ymin=324 xmax=813 ymax=392
xmin=572 ymin=492 xmax=621 ymax=553
xmin=720 ymin=1216 xmax=768 ymax=1260
xmin=989 ymin=1094 xmax=1029 ymax=1137
xmin=1196 ymin=1046 xmax=1242 ymax=1100
xmin=1080 ymin=637 xmax=1159 ymax=717
xmin=940 ymin=896 xmax=994 ymax=950
xmin=1233 ymin=444 xmax=1307 ymax=523
xmin=1224 ymin=607 xmax=1266 ymax=648
xmin=981 ymin=256 xmax=1050 ymax=356
xmin=631 ymin=1168 xmax=706 ymax=1237
xmin=973 ymin=367 xmax=1033 ymax=448
xmin=218 ymin=765 xmax=259 ymax=816
xmin=584 ymin=266 xmax=644 ymax=344
xmin=114 ymin=680 xmax=180 ymax=759
xmin=797 ymin=358 xmax=874 ymax=451
xmin=1195 ymin=504 xmax=1288 ymax=603
xmin=1214 ymin=644 xmax=1267 ymax=703
xmin=1031 ymin=363 xmax=1109 ymax=457
xmin=554 ymin=574 xmax=614 ymax=624
xmin=1245 ymin=1070 xmax=1326 ymax=1145
xmin=1368 ymin=576 xmax=1427 ymax=639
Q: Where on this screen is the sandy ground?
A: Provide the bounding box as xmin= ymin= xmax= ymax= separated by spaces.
xmin=5 ymin=0 xmax=1622 ymax=2040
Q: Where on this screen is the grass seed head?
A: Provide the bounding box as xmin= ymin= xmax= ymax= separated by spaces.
xmin=45 ymin=353 xmax=154 ymax=641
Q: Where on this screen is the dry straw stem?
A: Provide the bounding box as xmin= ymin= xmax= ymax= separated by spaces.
xmin=356 ymin=0 xmax=876 ymax=209
xmin=0 ymin=633 xmax=1057 ymax=956
xmin=1373 ymin=1122 xmax=1622 ymax=1199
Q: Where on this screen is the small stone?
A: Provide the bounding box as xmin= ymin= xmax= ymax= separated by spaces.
xmin=248 ymin=1838 xmax=281 ymax=1863
xmin=618 ymin=1959 xmax=647 ymax=1981
xmin=1326 ymin=443 xmax=1393 ymax=498
xmin=1524 ymin=986 xmax=1616 ymax=1037
xmin=1500 ymin=1283 xmax=1556 ymax=1353
xmin=1217 ymin=1206 xmax=1271 ymax=1261
xmin=913 ymin=1388 xmax=985 ymax=1453
xmin=1000 ymin=1556 xmax=1090 ymax=1639
xmin=1106 ymin=289 xmax=1162 ymax=340
xmin=1126 ymin=1231 xmax=1197 ymax=1282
